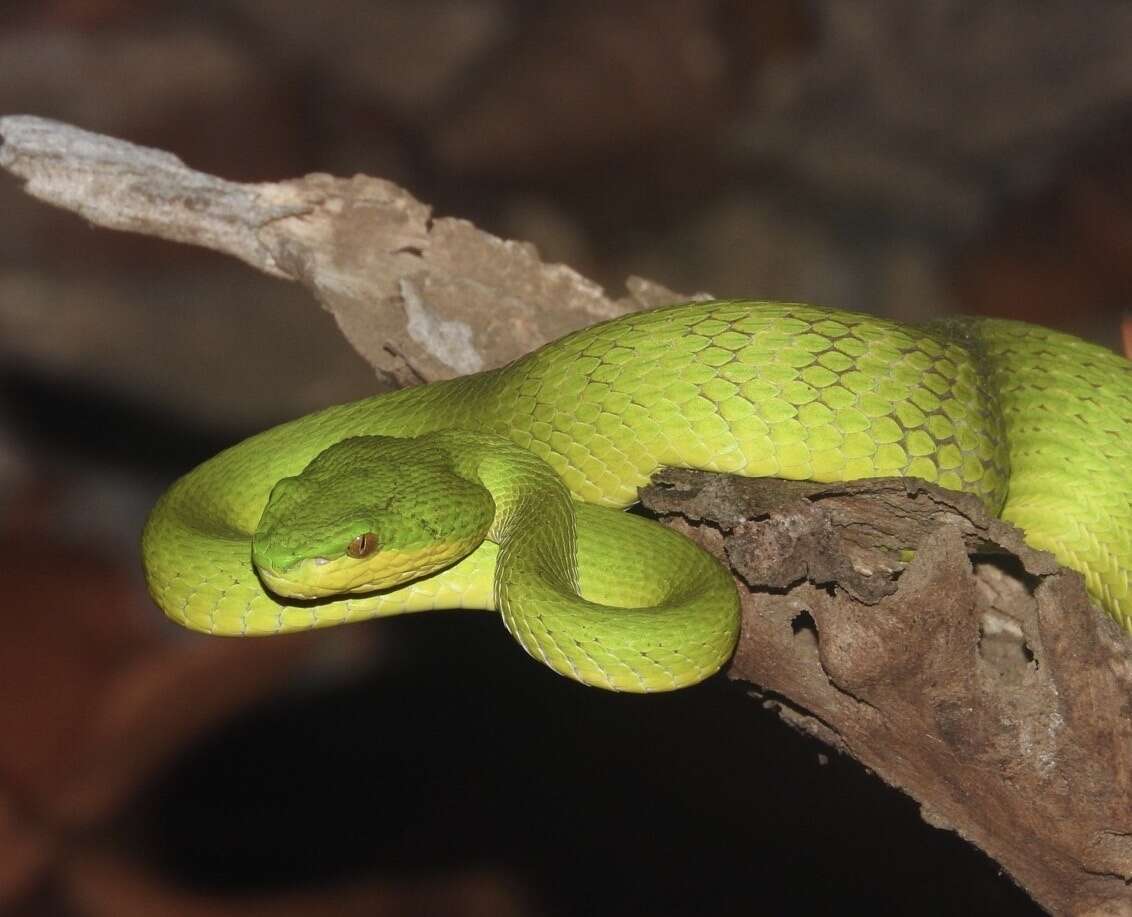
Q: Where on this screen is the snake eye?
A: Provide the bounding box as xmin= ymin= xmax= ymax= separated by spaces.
xmin=347 ymin=532 xmax=378 ymax=559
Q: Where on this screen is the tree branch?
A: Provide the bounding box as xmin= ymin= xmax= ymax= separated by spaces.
xmin=642 ymin=471 xmax=1132 ymax=915
xmin=0 ymin=115 xmax=687 ymax=386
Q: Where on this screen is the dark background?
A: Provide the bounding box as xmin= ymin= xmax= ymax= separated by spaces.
xmin=4 ymin=2 xmax=1131 ymax=914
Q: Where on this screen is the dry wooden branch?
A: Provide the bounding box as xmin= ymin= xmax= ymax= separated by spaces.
xmin=642 ymin=472 xmax=1132 ymax=915
xmin=0 ymin=115 xmax=686 ymax=385
xmin=3 ymin=114 xmax=1130 ymax=915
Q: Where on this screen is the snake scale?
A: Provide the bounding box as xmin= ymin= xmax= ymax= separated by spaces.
xmin=142 ymin=300 xmax=1132 ymax=691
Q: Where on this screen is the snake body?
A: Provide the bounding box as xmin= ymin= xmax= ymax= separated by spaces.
xmin=142 ymin=300 xmax=1132 ymax=691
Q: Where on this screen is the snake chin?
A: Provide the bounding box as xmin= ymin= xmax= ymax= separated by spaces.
xmin=255 ymin=552 xmax=414 ymax=599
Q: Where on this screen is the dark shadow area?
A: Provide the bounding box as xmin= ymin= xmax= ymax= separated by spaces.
xmin=132 ymin=611 xmax=1038 ymax=916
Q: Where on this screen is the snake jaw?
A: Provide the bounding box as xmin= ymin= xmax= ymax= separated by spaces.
xmin=254 ymin=538 xmax=486 ymax=600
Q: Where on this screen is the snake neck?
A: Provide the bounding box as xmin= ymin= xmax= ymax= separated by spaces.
xmin=417 ymin=431 xmax=738 ymax=692
xmin=408 ymin=431 xmax=580 ymax=597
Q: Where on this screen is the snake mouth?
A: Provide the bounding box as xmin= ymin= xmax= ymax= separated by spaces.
xmin=255 ymin=551 xmax=428 ymax=599
xmin=255 ymin=562 xmax=324 ymax=600
xmin=256 ymin=538 xmax=489 ymax=600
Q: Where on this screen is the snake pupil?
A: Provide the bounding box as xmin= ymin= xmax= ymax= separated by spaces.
xmin=347 ymin=532 xmax=378 ymax=558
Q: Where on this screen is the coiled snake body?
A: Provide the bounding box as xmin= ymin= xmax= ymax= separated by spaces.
xmin=142 ymin=301 xmax=1132 ymax=691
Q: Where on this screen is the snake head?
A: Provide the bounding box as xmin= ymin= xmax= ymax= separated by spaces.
xmin=251 ymin=435 xmax=495 ymax=600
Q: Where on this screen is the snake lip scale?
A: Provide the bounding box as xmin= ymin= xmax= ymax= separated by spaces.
xmin=141 ymin=300 xmax=1132 ymax=691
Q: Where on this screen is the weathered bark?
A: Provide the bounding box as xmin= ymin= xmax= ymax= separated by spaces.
xmin=0 ymin=115 xmax=688 ymax=387
xmin=642 ymin=471 xmax=1132 ymax=915
xmin=3 ymin=115 xmax=1130 ymax=915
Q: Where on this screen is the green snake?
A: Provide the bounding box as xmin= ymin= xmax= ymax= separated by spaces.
xmin=142 ymin=300 xmax=1132 ymax=691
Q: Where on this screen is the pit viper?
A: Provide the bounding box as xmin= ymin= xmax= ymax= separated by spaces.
xmin=141 ymin=300 xmax=1132 ymax=691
